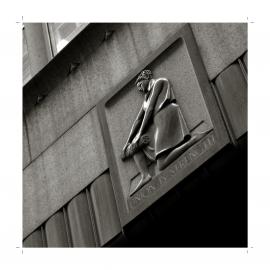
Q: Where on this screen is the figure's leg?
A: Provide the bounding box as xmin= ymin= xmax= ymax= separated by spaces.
xmin=157 ymin=130 xmax=212 ymax=171
xmin=133 ymin=151 xmax=149 ymax=176
xmin=131 ymin=151 xmax=152 ymax=195
xmin=157 ymin=142 xmax=191 ymax=171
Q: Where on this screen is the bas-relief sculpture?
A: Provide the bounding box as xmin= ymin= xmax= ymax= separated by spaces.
xmin=97 ymin=25 xmax=229 ymax=225
xmin=121 ymin=70 xmax=211 ymax=196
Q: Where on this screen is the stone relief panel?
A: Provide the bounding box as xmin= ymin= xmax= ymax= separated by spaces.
xmin=97 ymin=24 xmax=229 ymax=226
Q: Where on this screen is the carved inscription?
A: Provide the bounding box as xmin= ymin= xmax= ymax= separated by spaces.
xmin=129 ymin=133 xmax=215 ymax=208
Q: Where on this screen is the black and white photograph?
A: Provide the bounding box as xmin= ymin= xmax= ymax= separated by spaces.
xmin=1 ymin=1 xmax=270 ymax=269
xmin=22 ymin=22 xmax=247 ymax=247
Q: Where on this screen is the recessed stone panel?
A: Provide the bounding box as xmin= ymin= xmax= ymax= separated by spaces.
xmin=97 ymin=25 xmax=229 ymax=226
xmin=105 ymin=38 xmax=213 ymax=201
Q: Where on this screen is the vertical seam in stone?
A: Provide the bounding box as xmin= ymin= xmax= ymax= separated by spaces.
xmin=85 ymin=188 xmax=99 ymax=247
xmin=63 ymin=207 xmax=73 ymax=247
xmin=210 ymin=81 xmax=237 ymax=146
xmin=23 ymin=112 xmax=32 ymax=165
xmin=238 ymin=58 xmax=247 ymax=82
xmin=41 ymin=224 xmax=48 ymax=247
xmin=45 ymin=23 xmax=55 ymax=58
xmin=242 ymin=50 xmax=248 ymax=72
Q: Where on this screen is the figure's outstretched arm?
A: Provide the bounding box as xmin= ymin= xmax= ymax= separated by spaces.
xmin=123 ymin=105 xmax=144 ymax=147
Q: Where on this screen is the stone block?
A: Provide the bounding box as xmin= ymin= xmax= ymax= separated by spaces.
xmin=23 ymin=119 xmax=31 ymax=168
xmin=215 ymin=63 xmax=247 ymax=139
xmin=127 ymin=23 xmax=185 ymax=60
xmin=24 ymin=23 xmax=50 ymax=77
xmin=23 ymin=227 xmax=44 ymax=247
xmin=191 ymin=23 xmax=247 ymax=79
xmin=67 ymin=191 xmax=97 ymax=247
xmin=24 ymin=64 xmax=92 ymax=160
xmin=90 ymin=172 xmax=121 ymax=246
xmin=23 ymin=108 xmax=107 ymax=238
xmin=45 ymin=210 xmax=70 ymax=247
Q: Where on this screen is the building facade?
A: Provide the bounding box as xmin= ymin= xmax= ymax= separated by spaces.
xmin=23 ymin=23 xmax=247 ymax=247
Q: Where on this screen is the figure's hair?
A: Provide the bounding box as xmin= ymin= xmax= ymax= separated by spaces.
xmin=135 ymin=70 xmax=153 ymax=85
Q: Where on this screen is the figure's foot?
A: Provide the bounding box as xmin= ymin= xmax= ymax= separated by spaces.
xmin=130 ymin=173 xmax=152 ymax=196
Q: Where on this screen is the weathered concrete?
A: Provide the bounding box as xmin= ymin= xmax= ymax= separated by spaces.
xmin=24 ymin=23 xmax=247 ymax=161
xmin=23 ymin=227 xmax=44 ymax=247
xmin=67 ymin=191 xmax=97 ymax=247
xmin=45 ymin=210 xmax=69 ymax=247
xmin=191 ymin=23 xmax=247 ymax=80
xmin=23 ymin=119 xmax=31 ymax=168
xmin=25 ymin=67 xmax=91 ymax=160
xmin=127 ymin=23 xmax=185 ymax=61
xmin=24 ymin=24 xmax=185 ymax=160
xmin=90 ymin=172 xmax=121 ymax=246
xmin=215 ymin=63 xmax=247 ymax=139
xmin=24 ymin=23 xmax=50 ymax=77
xmin=23 ymin=108 xmax=107 ymax=238
xmin=23 ymin=23 xmax=247 ymax=238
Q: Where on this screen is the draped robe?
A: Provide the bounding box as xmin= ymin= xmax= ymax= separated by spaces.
xmin=137 ymin=78 xmax=190 ymax=161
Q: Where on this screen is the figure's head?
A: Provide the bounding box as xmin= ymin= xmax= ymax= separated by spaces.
xmin=135 ymin=69 xmax=153 ymax=93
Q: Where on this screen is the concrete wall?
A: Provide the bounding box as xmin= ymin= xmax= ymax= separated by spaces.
xmin=23 ymin=23 xmax=247 ymax=239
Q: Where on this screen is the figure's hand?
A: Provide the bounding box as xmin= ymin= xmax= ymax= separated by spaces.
xmin=121 ymin=143 xmax=130 ymax=160
xmin=133 ymin=133 xmax=141 ymax=146
xmin=123 ymin=142 xmax=129 ymax=152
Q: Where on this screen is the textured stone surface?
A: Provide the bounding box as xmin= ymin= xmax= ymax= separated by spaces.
xmin=215 ymin=63 xmax=247 ymax=139
xmin=23 ymin=108 xmax=107 ymax=237
xmin=24 ymin=23 xmax=50 ymax=77
xmin=127 ymin=23 xmax=185 ymax=60
xmin=105 ymin=38 xmax=213 ymax=200
xmin=23 ymin=227 xmax=44 ymax=247
xmin=24 ymin=23 xmax=247 ymax=160
xmin=45 ymin=210 xmax=69 ymax=247
xmin=67 ymin=191 xmax=97 ymax=247
xmin=191 ymin=23 xmax=247 ymax=80
xmin=90 ymin=172 xmax=121 ymax=246
xmin=24 ymin=66 xmax=91 ymax=160
xmin=23 ymin=119 xmax=31 ymax=168
xmin=24 ymin=23 xmax=185 ymax=160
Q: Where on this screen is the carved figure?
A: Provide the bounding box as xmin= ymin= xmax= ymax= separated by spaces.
xmin=121 ymin=70 xmax=209 ymax=195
